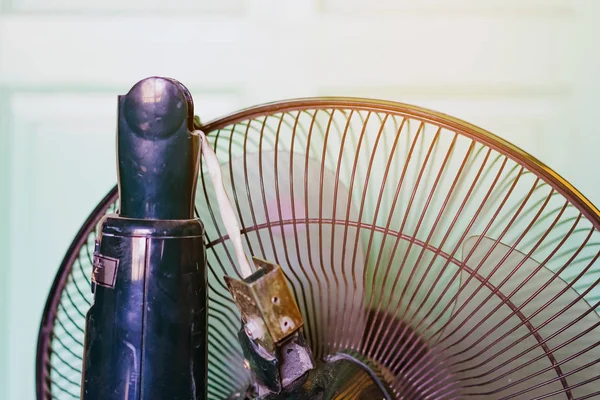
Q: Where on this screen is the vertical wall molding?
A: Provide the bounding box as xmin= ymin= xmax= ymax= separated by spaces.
xmin=0 ymin=87 xmax=12 ymax=400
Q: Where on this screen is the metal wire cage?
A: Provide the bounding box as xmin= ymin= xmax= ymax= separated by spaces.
xmin=37 ymin=98 xmax=600 ymax=399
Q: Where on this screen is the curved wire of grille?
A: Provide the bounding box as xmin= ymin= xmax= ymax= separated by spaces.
xmin=42 ymin=104 xmax=600 ymax=400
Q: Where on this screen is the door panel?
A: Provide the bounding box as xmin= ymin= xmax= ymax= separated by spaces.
xmin=0 ymin=2 xmax=598 ymax=399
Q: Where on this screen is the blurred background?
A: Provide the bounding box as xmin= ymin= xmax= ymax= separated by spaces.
xmin=0 ymin=0 xmax=599 ymax=399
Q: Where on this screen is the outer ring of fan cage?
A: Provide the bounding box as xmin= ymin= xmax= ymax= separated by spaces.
xmin=36 ymin=97 xmax=600 ymax=399
xmin=200 ymin=97 xmax=600 ymax=231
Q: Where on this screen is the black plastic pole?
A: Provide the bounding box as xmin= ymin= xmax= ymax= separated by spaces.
xmin=80 ymin=77 xmax=207 ymax=400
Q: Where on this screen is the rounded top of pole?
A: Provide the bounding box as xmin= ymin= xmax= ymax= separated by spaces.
xmin=117 ymin=77 xmax=200 ymax=220
xmin=123 ymin=77 xmax=191 ymax=140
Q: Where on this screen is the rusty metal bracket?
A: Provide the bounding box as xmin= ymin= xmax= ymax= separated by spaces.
xmin=224 ymin=257 xmax=304 ymax=352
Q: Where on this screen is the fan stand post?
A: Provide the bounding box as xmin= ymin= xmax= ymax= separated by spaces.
xmin=79 ymin=77 xmax=208 ymax=400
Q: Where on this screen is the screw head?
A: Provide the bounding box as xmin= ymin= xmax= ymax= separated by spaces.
xmin=244 ymin=319 xmax=265 ymax=340
xmin=244 ymin=324 xmax=253 ymax=338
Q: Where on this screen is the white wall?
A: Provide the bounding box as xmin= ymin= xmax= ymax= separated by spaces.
xmin=0 ymin=1 xmax=599 ymax=399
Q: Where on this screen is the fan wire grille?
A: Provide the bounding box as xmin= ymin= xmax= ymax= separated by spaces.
xmin=37 ymin=99 xmax=600 ymax=400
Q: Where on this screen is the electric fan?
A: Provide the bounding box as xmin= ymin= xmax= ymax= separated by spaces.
xmin=36 ymin=77 xmax=600 ymax=400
